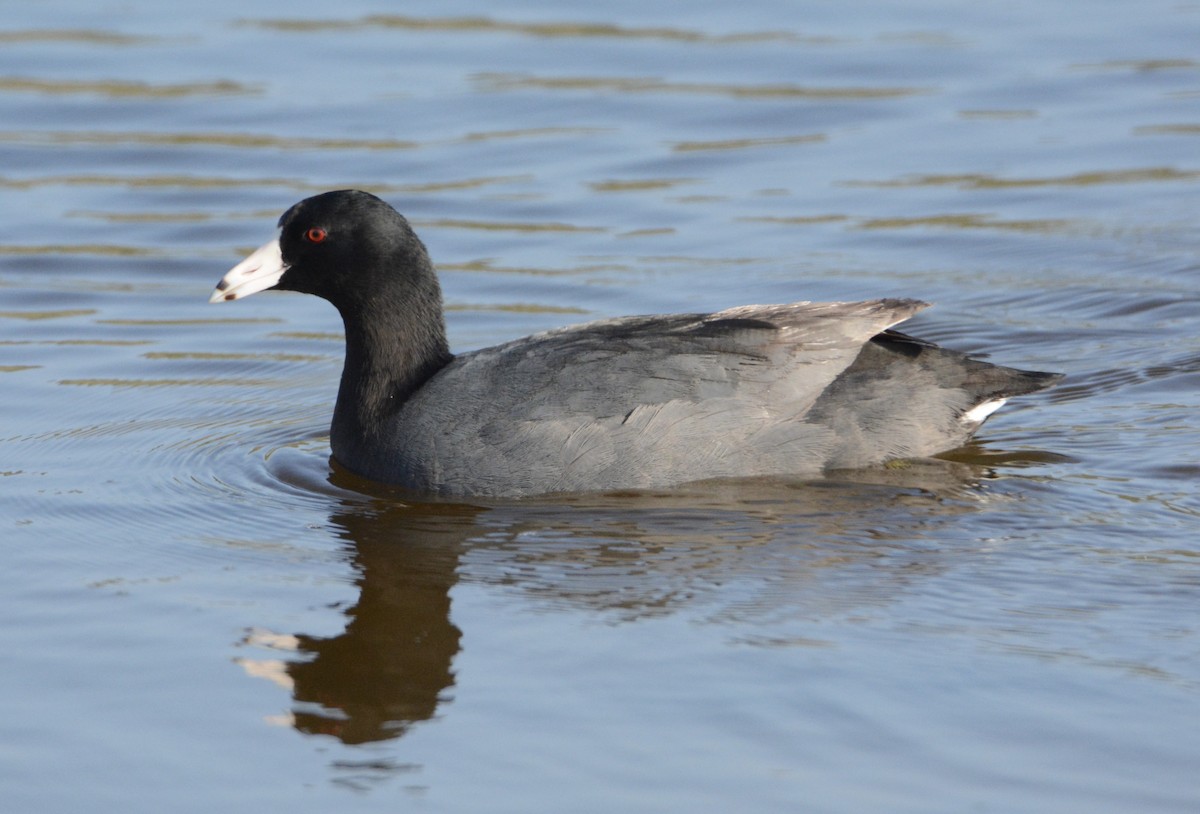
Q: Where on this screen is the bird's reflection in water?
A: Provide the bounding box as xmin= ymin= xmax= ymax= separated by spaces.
xmin=284 ymin=499 xmax=478 ymax=744
xmin=242 ymin=446 xmax=1053 ymax=747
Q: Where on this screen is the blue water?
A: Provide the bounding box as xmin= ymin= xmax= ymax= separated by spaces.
xmin=1 ymin=1 xmax=1198 ymax=811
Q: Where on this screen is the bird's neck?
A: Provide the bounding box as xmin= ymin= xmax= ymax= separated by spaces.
xmin=330 ymin=286 xmax=452 ymax=459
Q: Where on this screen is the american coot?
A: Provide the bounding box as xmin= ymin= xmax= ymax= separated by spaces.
xmin=211 ymin=190 xmax=1061 ymax=497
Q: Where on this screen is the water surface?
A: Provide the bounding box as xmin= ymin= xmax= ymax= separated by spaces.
xmin=2 ymin=1 xmax=1198 ymax=812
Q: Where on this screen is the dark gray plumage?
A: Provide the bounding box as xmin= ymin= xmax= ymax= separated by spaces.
xmin=211 ymin=189 xmax=1061 ymax=497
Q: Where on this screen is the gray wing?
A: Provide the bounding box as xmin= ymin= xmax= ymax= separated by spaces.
xmin=395 ymin=298 xmax=927 ymax=495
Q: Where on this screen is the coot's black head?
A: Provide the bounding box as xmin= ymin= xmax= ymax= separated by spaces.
xmin=210 ymin=190 xmax=436 ymax=313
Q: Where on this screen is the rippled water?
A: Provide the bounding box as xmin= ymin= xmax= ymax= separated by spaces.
xmin=2 ymin=1 xmax=1198 ymax=811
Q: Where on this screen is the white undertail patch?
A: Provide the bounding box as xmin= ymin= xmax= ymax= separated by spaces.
xmin=962 ymin=398 xmax=1008 ymax=424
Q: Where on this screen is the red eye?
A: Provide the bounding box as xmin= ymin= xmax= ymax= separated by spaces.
xmin=305 ymin=228 xmax=328 ymax=243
